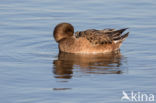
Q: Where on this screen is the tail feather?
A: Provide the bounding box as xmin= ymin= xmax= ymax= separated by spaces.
xmin=113 ymin=32 xmax=129 ymax=43
xmin=114 ymin=28 xmax=128 ymax=34
xmin=120 ymin=32 xmax=129 ymax=41
xmin=112 ymin=28 xmax=128 ymax=37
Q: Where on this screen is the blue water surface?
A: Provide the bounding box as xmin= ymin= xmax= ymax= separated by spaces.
xmin=0 ymin=0 xmax=156 ymax=103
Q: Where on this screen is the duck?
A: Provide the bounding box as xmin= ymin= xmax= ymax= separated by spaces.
xmin=53 ymin=22 xmax=129 ymax=53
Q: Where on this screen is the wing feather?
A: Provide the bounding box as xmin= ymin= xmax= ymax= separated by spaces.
xmin=75 ymin=28 xmax=128 ymax=45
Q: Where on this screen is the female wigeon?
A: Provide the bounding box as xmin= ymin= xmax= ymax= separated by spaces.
xmin=53 ymin=23 xmax=129 ymax=53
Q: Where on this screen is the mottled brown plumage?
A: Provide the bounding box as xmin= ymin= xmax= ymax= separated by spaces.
xmin=53 ymin=23 xmax=129 ymax=53
xmin=75 ymin=28 xmax=129 ymax=45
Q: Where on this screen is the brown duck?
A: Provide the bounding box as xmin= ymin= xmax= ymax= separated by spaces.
xmin=53 ymin=23 xmax=129 ymax=53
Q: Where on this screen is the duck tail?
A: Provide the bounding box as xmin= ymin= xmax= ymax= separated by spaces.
xmin=113 ymin=32 xmax=129 ymax=43
xmin=112 ymin=28 xmax=128 ymax=37
xmin=120 ymin=32 xmax=129 ymax=41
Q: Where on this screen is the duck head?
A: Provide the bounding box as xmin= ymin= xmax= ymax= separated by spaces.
xmin=53 ymin=23 xmax=74 ymax=42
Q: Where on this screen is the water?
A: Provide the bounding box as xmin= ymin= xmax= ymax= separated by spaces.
xmin=0 ymin=0 xmax=156 ymax=103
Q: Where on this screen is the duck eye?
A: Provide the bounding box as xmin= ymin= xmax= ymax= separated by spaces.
xmin=66 ymin=29 xmax=71 ymax=32
xmin=65 ymin=28 xmax=73 ymax=34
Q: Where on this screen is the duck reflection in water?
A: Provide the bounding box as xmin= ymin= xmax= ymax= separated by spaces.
xmin=53 ymin=51 xmax=126 ymax=79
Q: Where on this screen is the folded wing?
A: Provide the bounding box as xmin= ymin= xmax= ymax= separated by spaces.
xmin=75 ymin=28 xmax=129 ymax=45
